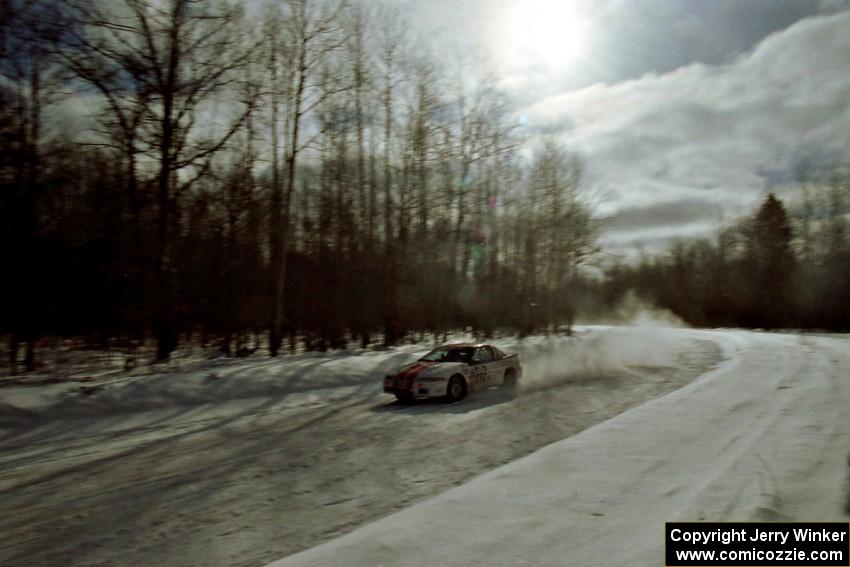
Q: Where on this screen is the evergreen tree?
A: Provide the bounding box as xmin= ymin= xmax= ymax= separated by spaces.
xmin=745 ymin=193 xmax=796 ymax=328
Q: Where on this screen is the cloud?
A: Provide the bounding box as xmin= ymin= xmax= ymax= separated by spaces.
xmin=493 ymin=0 xmax=830 ymax=106
xmin=607 ymin=198 xmax=723 ymax=232
xmin=522 ymin=11 xmax=850 ymax=253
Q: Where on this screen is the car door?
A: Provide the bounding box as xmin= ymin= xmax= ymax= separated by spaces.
xmin=486 ymin=346 xmax=508 ymax=384
xmin=469 ymin=347 xmax=492 ymax=390
xmin=481 ymin=347 xmax=500 ymax=386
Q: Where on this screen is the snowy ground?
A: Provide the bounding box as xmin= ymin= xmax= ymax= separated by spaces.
xmin=267 ymin=329 xmax=850 ymax=567
xmin=0 ymin=326 xmax=721 ymax=567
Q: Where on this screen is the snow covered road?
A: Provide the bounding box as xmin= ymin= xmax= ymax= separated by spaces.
xmin=0 ymin=327 xmax=719 ymax=567
xmin=3 ymin=328 xmax=846 ymax=567
xmin=267 ymin=330 xmax=850 ymax=567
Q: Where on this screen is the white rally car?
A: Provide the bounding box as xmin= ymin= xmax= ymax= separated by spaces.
xmin=383 ymin=343 xmax=522 ymax=403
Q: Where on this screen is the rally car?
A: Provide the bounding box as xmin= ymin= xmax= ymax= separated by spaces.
xmin=383 ymin=343 xmax=522 ymax=403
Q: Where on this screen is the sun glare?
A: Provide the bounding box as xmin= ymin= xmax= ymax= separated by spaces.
xmin=503 ymin=0 xmax=586 ymax=70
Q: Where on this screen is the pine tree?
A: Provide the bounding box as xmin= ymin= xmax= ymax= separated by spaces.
xmin=748 ymin=193 xmax=796 ymax=328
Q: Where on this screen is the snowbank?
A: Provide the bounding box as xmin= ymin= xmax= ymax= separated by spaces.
xmin=0 ymin=328 xmax=694 ymax=426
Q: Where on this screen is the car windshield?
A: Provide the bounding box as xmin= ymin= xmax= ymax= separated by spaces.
xmin=420 ymin=346 xmax=475 ymax=363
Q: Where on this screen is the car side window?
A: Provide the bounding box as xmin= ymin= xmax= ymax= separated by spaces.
xmin=488 ymin=346 xmax=501 ymax=360
xmin=474 ymin=347 xmax=493 ymax=364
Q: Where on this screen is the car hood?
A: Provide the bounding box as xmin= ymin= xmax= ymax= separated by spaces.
xmin=392 ymin=361 xmax=465 ymax=379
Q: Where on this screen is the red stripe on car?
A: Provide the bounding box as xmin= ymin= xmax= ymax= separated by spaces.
xmin=393 ymin=361 xmax=436 ymax=390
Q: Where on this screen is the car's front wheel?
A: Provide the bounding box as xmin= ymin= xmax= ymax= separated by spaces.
xmin=395 ymin=393 xmax=415 ymax=404
xmin=445 ymin=375 xmax=468 ymax=402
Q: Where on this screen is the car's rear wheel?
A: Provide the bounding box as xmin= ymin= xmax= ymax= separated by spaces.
xmin=445 ymin=375 xmax=467 ymax=402
xmin=503 ymin=368 xmax=518 ymax=387
xmin=395 ymin=393 xmax=415 ymax=404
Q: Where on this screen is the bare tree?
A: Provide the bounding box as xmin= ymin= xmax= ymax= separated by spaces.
xmin=0 ymin=0 xmax=68 ymax=372
xmin=268 ymin=0 xmax=349 ymax=357
xmin=374 ymin=1 xmax=408 ymax=345
xmin=64 ymin=0 xmax=258 ymax=359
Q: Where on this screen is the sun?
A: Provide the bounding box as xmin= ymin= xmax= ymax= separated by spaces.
xmin=502 ymin=0 xmax=587 ymax=70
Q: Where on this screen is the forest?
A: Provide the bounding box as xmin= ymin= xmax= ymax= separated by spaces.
xmin=1 ymin=0 xmax=597 ymax=372
xmin=1 ymin=0 xmax=848 ymax=374
xmin=600 ymin=182 xmax=850 ymax=332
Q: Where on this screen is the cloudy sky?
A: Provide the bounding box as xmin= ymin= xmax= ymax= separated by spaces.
xmin=407 ymin=0 xmax=850 ymax=255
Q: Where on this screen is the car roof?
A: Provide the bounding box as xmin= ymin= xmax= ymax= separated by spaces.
xmin=439 ymin=343 xmax=487 ymax=349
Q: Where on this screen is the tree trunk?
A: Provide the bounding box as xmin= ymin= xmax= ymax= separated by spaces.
xmin=271 ymin=41 xmax=306 ymax=357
